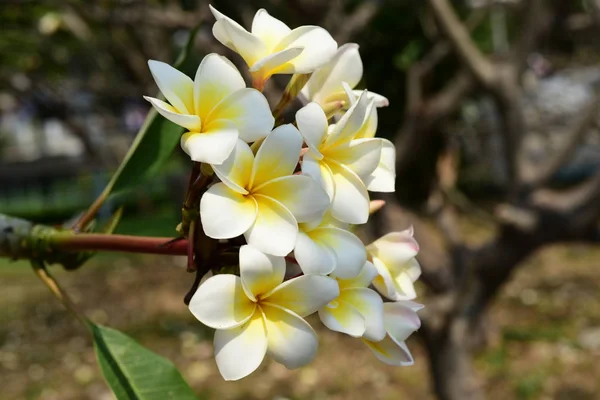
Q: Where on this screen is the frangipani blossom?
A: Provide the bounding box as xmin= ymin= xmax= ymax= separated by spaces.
xmin=144 ymin=54 xmax=274 ymax=165
xmin=209 ymin=6 xmax=337 ymax=88
xmin=296 ymin=95 xmax=383 ymax=224
xmin=302 ymin=43 xmax=389 ymax=110
xmin=200 ymin=124 xmax=330 ymax=256
xmin=351 ymin=90 xmax=396 ymax=192
xmin=294 ymin=214 xmax=366 ymax=278
xmin=318 ymin=261 xmax=386 ymax=341
xmin=189 ymin=245 xmax=339 ymax=380
xmin=363 ymin=300 xmax=423 ymax=366
xmin=368 ymin=228 xmax=421 ymax=301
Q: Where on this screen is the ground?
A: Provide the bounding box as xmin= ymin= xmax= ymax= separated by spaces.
xmin=1 ymin=238 xmax=600 ymax=399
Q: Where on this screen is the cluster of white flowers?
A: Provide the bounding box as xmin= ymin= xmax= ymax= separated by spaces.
xmin=145 ymin=6 xmax=423 ymax=381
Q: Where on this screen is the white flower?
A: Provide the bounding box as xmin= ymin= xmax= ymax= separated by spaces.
xmin=318 ymin=261 xmax=386 ymax=341
xmin=200 ymin=124 xmax=330 ymax=256
xmin=349 ymin=89 xmax=396 ymax=192
xmin=144 ymin=53 xmax=274 ymax=165
xmin=368 ymin=228 xmax=421 ymax=301
xmin=296 ymin=95 xmax=383 ymax=224
xmin=209 ymin=6 xmax=337 ymax=87
xmin=362 ymin=300 xmax=423 ymax=366
xmin=294 ymin=214 xmax=366 ymax=278
xmin=189 ymin=245 xmax=339 ymax=380
xmin=302 ymin=43 xmax=389 ymax=109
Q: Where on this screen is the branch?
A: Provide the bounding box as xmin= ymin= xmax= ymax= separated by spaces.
xmin=52 ymin=234 xmax=188 ymax=256
xmin=427 ymin=0 xmax=496 ymax=87
xmin=407 ymin=10 xmax=487 ymax=111
xmin=334 ymin=1 xmax=380 ymax=43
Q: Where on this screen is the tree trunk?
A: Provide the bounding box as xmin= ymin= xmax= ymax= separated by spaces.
xmin=425 ymin=319 xmax=483 ymax=400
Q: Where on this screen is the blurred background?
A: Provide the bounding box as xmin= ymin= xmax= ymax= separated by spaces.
xmin=2 ymin=0 xmax=600 ymax=399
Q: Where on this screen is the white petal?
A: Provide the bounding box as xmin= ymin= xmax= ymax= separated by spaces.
xmin=341 ymin=288 xmax=385 ymax=342
xmin=328 ymin=160 xmax=370 ymax=224
xmin=244 ymin=195 xmax=298 ymax=256
xmin=367 ymin=230 xmax=420 ymax=269
xmin=354 ymin=90 xmax=389 ymax=108
xmin=275 ymin=26 xmax=337 ymax=73
xmin=383 ymin=301 xmax=422 ymax=342
xmin=310 ymin=226 xmax=366 ymax=279
xmin=214 ymin=312 xmax=267 ymax=380
xmin=147 ymin=60 xmax=194 ymax=114
xmin=293 ymin=231 xmax=336 ymax=275
xmin=391 ymin=258 xmax=421 ymax=300
xmin=371 ymin=257 xmax=401 ymax=301
xmin=362 ymin=335 xmax=414 ymax=366
xmin=262 ymin=304 xmax=319 ymax=369
xmin=295 ymin=102 xmax=328 ymax=154
xmin=250 ymin=124 xmax=302 ymax=188
xmin=189 ymin=274 xmax=255 ymax=329
xmin=193 ymin=53 xmax=245 ymax=119
xmin=143 ymin=96 xmax=201 ymax=132
xmin=180 ymin=120 xmax=238 ymax=164
xmin=323 ymin=138 xmax=382 ymax=181
xmin=366 ymin=138 xmax=396 ymax=192
xmin=249 ymin=48 xmax=304 ymax=77
xmin=240 ymin=244 xmax=285 ymax=300
xmin=254 ymin=175 xmax=330 ymax=222
xmin=200 ymin=182 xmax=257 ymax=239
xmin=318 ymin=300 xmax=366 ymax=337
xmin=338 ymin=260 xmax=378 ymax=289
xmin=251 ymin=9 xmax=291 ymax=51
xmin=207 ymin=88 xmax=274 ymax=143
xmin=326 ymin=91 xmax=370 ymax=147
xmin=210 ymin=6 xmax=267 ymax=67
xmin=263 ymin=274 xmax=339 ymax=317
xmin=304 ymin=43 xmax=363 ymax=105
xmin=302 ymin=152 xmax=335 ymax=200
xmin=354 ymin=98 xmax=378 ymax=139
xmin=212 ymin=139 xmax=254 ymax=194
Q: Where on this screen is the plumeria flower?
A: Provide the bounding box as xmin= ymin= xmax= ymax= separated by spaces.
xmin=200 ymin=124 xmax=330 ymax=256
xmin=189 ymin=245 xmax=339 ymax=380
xmin=363 ymin=300 xmax=423 ymax=366
xmin=296 ymin=95 xmax=383 ymax=224
xmin=368 ymin=228 xmax=421 ymax=301
xmin=301 ymin=43 xmax=389 ymax=111
xmin=209 ymin=5 xmax=337 ymax=89
xmin=318 ymin=261 xmax=386 ymax=341
xmin=294 ymin=213 xmax=366 ymax=277
xmin=349 ymin=89 xmax=396 ymax=192
xmin=144 ymin=53 xmax=274 ymax=165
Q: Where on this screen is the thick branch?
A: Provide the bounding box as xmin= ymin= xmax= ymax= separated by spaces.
xmin=52 ymin=234 xmax=188 ymax=256
xmin=427 ymin=0 xmax=496 ymax=87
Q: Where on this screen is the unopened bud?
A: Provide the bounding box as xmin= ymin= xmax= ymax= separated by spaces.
xmin=369 ymin=200 xmax=386 ymax=214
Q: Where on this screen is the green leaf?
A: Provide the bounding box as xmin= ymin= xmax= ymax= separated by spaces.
xmin=91 ymin=324 xmax=199 ymax=400
xmin=105 ymin=26 xmax=199 ymax=196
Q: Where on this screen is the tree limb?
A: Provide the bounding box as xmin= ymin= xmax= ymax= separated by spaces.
xmin=427 ymin=0 xmax=496 ymax=87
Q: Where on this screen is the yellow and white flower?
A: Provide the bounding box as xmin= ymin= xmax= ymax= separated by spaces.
xmin=318 ymin=261 xmax=386 ymax=341
xmin=368 ymin=228 xmax=421 ymax=301
xmin=200 ymin=124 xmax=330 ymax=256
xmin=209 ymin=6 xmax=337 ymax=88
xmin=362 ymin=300 xmax=422 ymax=366
xmin=294 ymin=214 xmax=366 ymax=278
xmin=350 ymin=89 xmax=396 ymax=192
xmin=302 ymin=43 xmax=389 ymax=110
xmin=296 ymin=95 xmax=383 ymax=224
xmin=144 ymin=53 xmax=274 ymax=165
xmin=189 ymin=245 xmax=339 ymax=380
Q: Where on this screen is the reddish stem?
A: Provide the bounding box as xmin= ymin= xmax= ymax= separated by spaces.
xmin=53 ymin=234 xmax=188 ymax=256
